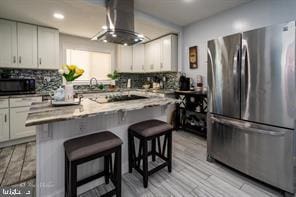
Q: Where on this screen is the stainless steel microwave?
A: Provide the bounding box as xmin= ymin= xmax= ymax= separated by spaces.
xmin=0 ymin=79 xmax=36 ymax=95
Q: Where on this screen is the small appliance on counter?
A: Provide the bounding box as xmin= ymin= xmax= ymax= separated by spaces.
xmin=0 ymin=79 xmax=36 ymax=95
xmin=179 ymin=73 xmax=191 ymax=91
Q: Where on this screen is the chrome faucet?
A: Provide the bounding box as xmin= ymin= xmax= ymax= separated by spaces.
xmin=89 ymin=77 xmax=98 ymax=89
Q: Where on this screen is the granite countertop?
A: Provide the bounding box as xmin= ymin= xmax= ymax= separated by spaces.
xmin=25 ymin=91 xmax=176 ymax=126
xmin=0 ymin=93 xmax=49 ymax=99
xmin=0 ymin=88 xmax=176 ymax=100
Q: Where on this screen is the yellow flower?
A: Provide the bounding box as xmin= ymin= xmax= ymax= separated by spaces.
xmin=75 ymin=68 xmax=84 ymax=76
xmin=67 ymin=65 xmax=77 ymax=71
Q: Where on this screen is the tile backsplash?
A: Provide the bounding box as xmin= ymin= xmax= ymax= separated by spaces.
xmin=117 ymin=72 xmax=179 ymax=89
xmin=0 ymin=68 xmax=179 ymax=94
xmin=0 ymin=68 xmax=62 ymax=94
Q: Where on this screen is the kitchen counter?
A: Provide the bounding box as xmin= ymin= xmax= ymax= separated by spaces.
xmin=0 ymin=93 xmax=47 ymax=99
xmin=25 ymin=92 xmax=176 ymax=126
xmin=31 ymin=90 xmax=176 ymax=196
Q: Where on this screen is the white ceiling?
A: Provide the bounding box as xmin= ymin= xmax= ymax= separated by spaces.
xmin=0 ymin=0 xmax=251 ymax=39
xmin=135 ymin=0 xmax=251 ymax=26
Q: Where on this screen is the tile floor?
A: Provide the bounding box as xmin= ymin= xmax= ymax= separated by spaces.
xmin=0 ymin=141 xmax=36 ymax=186
xmin=81 ymin=131 xmax=284 ymax=197
xmin=0 ymin=132 xmax=287 ymax=197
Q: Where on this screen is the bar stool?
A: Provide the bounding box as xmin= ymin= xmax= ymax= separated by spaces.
xmin=128 ymin=119 xmax=173 ymax=188
xmin=64 ymin=131 xmax=122 ymax=197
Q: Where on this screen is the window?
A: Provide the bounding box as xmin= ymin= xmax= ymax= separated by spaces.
xmin=66 ymin=49 xmax=111 ymax=82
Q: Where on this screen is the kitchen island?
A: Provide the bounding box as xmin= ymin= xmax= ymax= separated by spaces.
xmin=25 ymin=90 xmax=176 ymax=197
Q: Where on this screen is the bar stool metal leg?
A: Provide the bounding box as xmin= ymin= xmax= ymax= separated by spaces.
xmin=65 ymin=152 xmax=69 ymax=197
xmin=128 ymin=132 xmax=133 ymax=173
xmin=152 ymin=138 xmax=156 ymax=161
xmin=104 ymin=155 xmax=110 ymax=184
xmin=167 ymin=132 xmax=172 ymax=172
xmin=143 ymin=139 xmax=148 ymax=188
xmin=115 ymin=146 xmax=122 ymax=197
xmin=70 ymin=162 xmax=77 ymax=197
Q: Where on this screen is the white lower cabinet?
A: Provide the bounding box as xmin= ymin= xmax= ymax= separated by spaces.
xmin=10 ymin=106 xmax=36 ymax=139
xmin=0 ymin=109 xmax=9 ymax=142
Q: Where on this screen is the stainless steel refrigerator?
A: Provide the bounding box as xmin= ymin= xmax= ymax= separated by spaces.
xmin=207 ymin=21 xmax=296 ymax=196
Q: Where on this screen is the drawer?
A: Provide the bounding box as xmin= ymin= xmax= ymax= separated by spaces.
xmin=10 ymin=97 xmax=42 ymax=108
xmin=0 ymin=99 xmax=9 ymax=109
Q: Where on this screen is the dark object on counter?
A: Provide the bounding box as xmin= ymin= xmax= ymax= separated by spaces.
xmin=179 ymin=74 xmax=190 ymax=91
xmin=0 ymin=70 xmax=10 ymax=79
xmin=90 ymin=94 xmax=147 ymax=104
xmin=64 ymin=131 xmax=122 ymax=197
xmin=128 ymin=119 xmax=173 ymax=188
xmin=0 ymin=79 xmax=35 ymax=95
xmin=175 ymin=91 xmax=207 ymax=137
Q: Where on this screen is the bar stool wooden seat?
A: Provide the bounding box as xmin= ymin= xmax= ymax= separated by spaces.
xmin=64 ymin=131 xmax=122 ymax=197
xmin=128 ymin=119 xmax=173 ymax=188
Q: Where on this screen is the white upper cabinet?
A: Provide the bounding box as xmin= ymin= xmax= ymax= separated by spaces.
xmin=17 ymin=23 xmax=38 ymax=68
xmin=117 ymin=34 xmax=178 ymax=73
xmin=160 ymin=35 xmax=178 ymax=72
xmin=0 ymin=19 xmax=17 ymax=68
xmin=145 ymin=34 xmax=178 ymax=72
xmin=144 ymin=40 xmax=161 ymax=72
xmin=117 ymin=46 xmax=133 ymax=72
xmin=132 ymin=44 xmax=145 ymax=72
xmin=0 ymin=19 xmax=59 ymax=70
xmin=38 ymin=26 xmax=59 ymax=69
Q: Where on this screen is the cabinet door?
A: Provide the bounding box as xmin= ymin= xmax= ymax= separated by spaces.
xmin=117 ymin=46 xmax=133 ymax=72
xmin=160 ymin=35 xmax=178 ymax=72
xmin=144 ymin=42 xmax=153 ymax=72
xmin=0 ymin=109 xmax=9 ymax=142
xmin=0 ymin=19 xmax=17 ymax=68
xmin=133 ymin=44 xmax=145 ymax=72
xmin=38 ymin=27 xmax=59 ymax=69
xmin=10 ymin=107 xmax=36 ymax=139
xmin=144 ymin=41 xmax=161 ymax=72
xmin=160 ymin=36 xmax=172 ymax=71
xmin=17 ymin=23 xmax=37 ymax=68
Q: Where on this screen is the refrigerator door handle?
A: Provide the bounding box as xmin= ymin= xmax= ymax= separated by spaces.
xmin=233 ymin=47 xmax=240 ymax=75
xmin=210 ymin=117 xmax=286 ymax=136
xmin=241 ymin=46 xmax=249 ymax=98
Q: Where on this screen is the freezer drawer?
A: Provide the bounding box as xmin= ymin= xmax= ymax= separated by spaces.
xmin=208 ymin=33 xmax=241 ymax=119
xmin=207 ymin=114 xmax=295 ymax=193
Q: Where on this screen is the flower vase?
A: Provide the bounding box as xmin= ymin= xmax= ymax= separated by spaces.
xmin=64 ymin=82 xmax=74 ymax=101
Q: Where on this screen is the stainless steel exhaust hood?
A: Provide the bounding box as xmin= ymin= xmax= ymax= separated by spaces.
xmin=92 ymin=0 xmax=148 ymax=45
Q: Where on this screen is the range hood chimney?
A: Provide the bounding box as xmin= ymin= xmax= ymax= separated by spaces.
xmin=92 ymin=0 xmax=148 ymax=45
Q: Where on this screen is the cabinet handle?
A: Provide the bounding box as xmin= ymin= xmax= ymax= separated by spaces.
xmin=13 ymin=56 xmax=16 ymax=64
xmin=39 ymin=58 xmax=42 ymax=65
xmin=19 ymin=56 xmax=22 ymax=64
xmin=160 ymin=63 xmax=163 ymax=69
xmin=4 ymin=114 xmax=7 ymax=123
xmin=130 ymin=65 xmax=133 ymax=71
xmin=142 ymin=65 xmax=144 ymax=70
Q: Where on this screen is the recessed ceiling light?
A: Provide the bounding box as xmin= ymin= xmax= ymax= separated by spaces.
xmin=53 ymin=13 xmax=64 ymax=20
xmin=112 ymin=34 xmax=117 ymax=37
xmin=134 ymin=38 xmax=139 ymax=42
xmin=102 ymin=25 xmax=108 ymax=30
xmin=103 ymin=40 xmax=108 ymax=43
xmin=123 ymin=43 xmax=128 ymax=46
